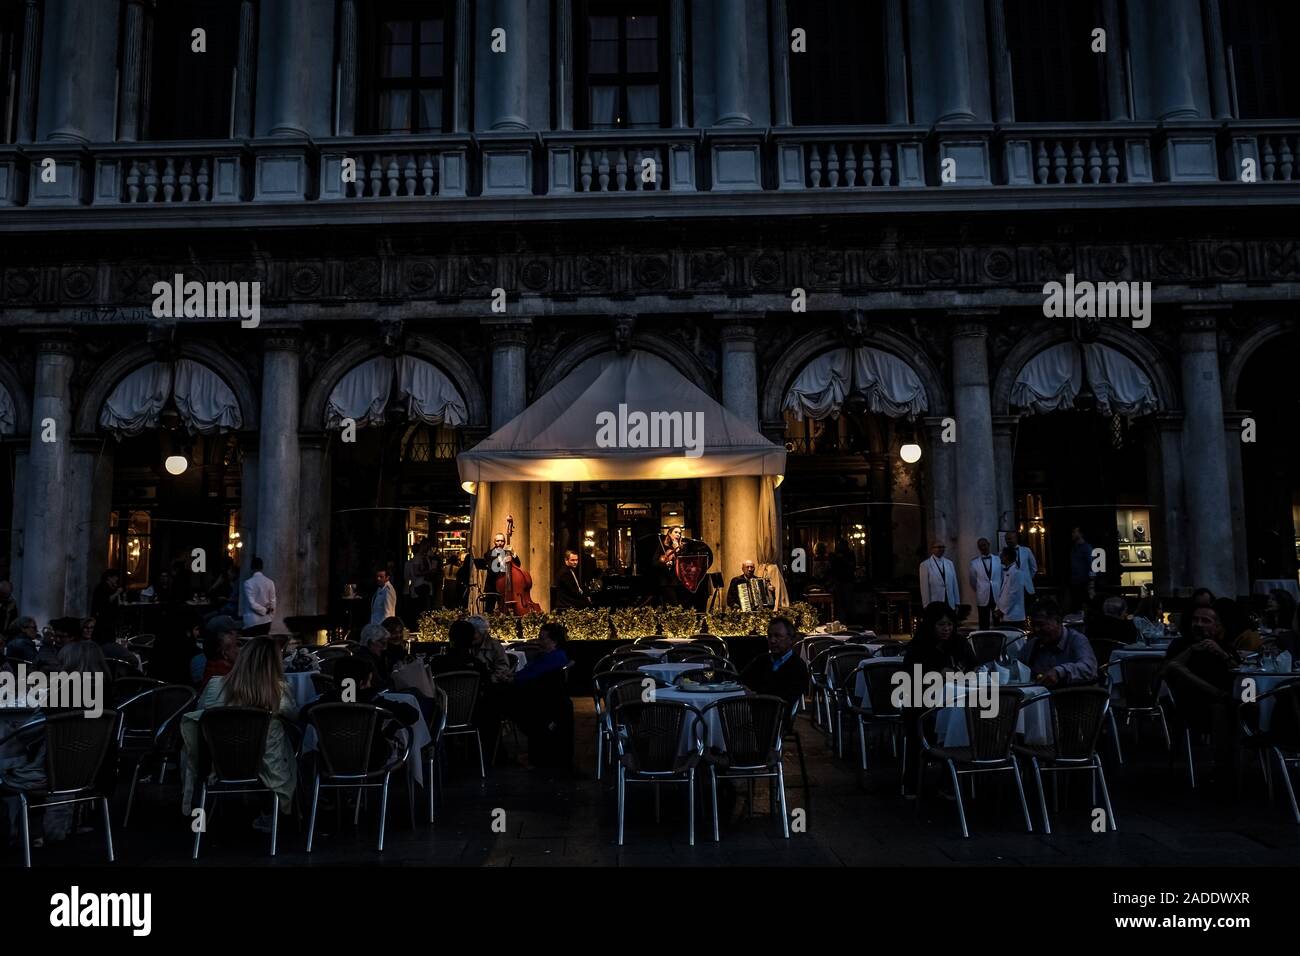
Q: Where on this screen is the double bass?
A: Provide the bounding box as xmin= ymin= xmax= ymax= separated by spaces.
xmin=497 ymin=514 xmax=542 ymax=616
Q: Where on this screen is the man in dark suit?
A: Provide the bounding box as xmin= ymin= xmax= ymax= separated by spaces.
xmin=739 ymin=615 xmax=808 ymax=709
xmin=553 ymin=550 xmax=591 ymax=609
xmin=726 ymin=560 xmax=772 ymax=609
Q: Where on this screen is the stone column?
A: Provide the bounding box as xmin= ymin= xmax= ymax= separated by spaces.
xmin=907 ymin=0 xmax=990 ymax=123
xmin=992 ymin=415 xmax=1018 ymax=533
xmin=713 ymin=0 xmax=753 ymax=126
xmin=257 ymin=0 xmax=335 ymax=137
xmin=67 ymin=439 xmax=113 ymax=617
xmin=986 ymin=0 xmax=1014 ymax=124
xmin=720 ymin=318 xmax=761 ymax=584
xmin=528 ymin=481 xmax=552 ymax=611
xmin=20 ymin=335 xmax=76 ymax=625
xmin=486 ymin=320 xmax=530 ymax=429
xmin=37 ymin=0 xmax=119 ymax=143
xmin=669 ymin=0 xmax=688 ymax=128
xmin=553 ymin=0 xmax=574 ymax=130
xmin=233 ymin=0 xmax=258 ymax=138
xmin=884 ymin=0 xmax=909 ymax=124
xmin=1179 ymin=311 xmax=1235 ymax=596
xmin=1125 ymin=0 xmax=1210 ymax=120
xmin=484 ymin=0 xmax=529 ymax=130
xmin=453 ymin=0 xmax=474 ymax=133
xmin=950 ymin=318 xmax=997 ymax=614
xmin=1201 ymin=0 xmax=1232 ymax=120
xmin=15 ymin=0 xmax=40 ymax=142
xmin=298 ymin=434 xmax=331 ymax=615
xmin=1223 ymin=411 xmax=1250 ymax=598
xmin=1153 ymin=413 xmax=1188 ymax=593
xmin=9 ymin=445 xmax=28 ymax=601
xmin=238 ymin=435 xmax=260 ymax=592
xmin=768 ymin=0 xmax=791 ymax=127
xmin=1101 ymin=0 xmax=1131 ymax=120
xmin=699 ymin=478 xmax=724 ymax=584
xmin=117 ymin=0 xmax=149 ymax=142
xmin=257 ymin=333 xmax=302 ymax=620
xmin=923 ymin=416 xmax=957 ymax=552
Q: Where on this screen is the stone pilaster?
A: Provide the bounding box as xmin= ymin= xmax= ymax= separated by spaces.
xmin=907 ymin=0 xmax=990 ymax=124
xmin=15 ymin=0 xmax=40 ymax=142
xmin=950 ymin=316 xmax=997 ymax=616
xmin=719 ymin=318 xmax=760 ymax=429
xmin=37 ymin=0 xmax=119 ymax=143
xmin=485 ymin=319 xmax=531 ymax=430
xmin=256 ymin=332 xmax=302 ymax=620
xmin=298 ymin=433 xmax=331 ymax=615
xmin=1222 ymin=410 xmax=1250 ymax=598
xmin=232 ymin=0 xmax=257 ymax=138
xmin=19 ymin=334 xmax=76 ymax=624
xmin=923 ymin=415 xmax=957 ymax=553
xmin=1179 ymin=310 xmax=1236 ymax=596
xmin=117 ymin=0 xmax=149 ymax=142
xmin=1125 ymin=0 xmax=1211 ymax=120
xmin=992 ymin=415 xmax=1018 ymax=534
xmin=713 ymin=0 xmax=754 ymax=126
xmin=484 ymin=0 xmax=529 ymax=130
xmin=1153 ymin=412 xmax=1188 ymax=593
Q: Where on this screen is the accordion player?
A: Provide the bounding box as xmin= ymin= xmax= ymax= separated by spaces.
xmin=726 ymin=561 xmax=773 ymax=610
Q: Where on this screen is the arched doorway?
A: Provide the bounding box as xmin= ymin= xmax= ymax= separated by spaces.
xmin=322 ymin=353 xmax=473 ymax=627
xmin=1236 ymin=333 xmax=1300 ymax=586
xmin=777 ymin=344 xmax=932 ymax=623
xmin=1005 ymin=339 xmax=1161 ymax=606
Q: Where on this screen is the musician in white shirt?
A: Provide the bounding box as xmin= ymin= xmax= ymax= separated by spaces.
xmin=1003 ymin=530 xmax=1037 ymax=595
xmin=967 ymin=538 xmax=1004 ymax=630
xmin=919 ymin=542 xmax=959 ymax=610
xmin=241 ymin=556 xmax=276 ymax=635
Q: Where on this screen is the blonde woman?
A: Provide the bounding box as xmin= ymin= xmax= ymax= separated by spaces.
xmin=180 ymin=636 xmax=298 ymax=830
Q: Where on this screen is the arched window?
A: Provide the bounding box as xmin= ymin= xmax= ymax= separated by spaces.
xmin=147 ymin=0 xmax=241 ymax=139
xmin=1005 ymin=0 xmax=1106 ymax=122
xmin=787 ymin=0 xmax=887 ymax=125
xmin=1223 ymin=0 xmax=1300 ymax=119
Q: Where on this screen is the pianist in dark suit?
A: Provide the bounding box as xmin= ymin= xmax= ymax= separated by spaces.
xmin=726 ymin=560 xmax=772 ymax=609
xmin=553 ymin=550 xmax=592 ymax=609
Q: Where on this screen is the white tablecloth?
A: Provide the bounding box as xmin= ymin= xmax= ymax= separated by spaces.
xmin=505 ymin=649 xmax=528 ymax=672
xmin=935 ymin=679 xmax=1050 ymax=748
xmin=1106 ymin=647 xmax=1167 ymax=702
xmin=285 ymin=671 xmax=321 ymax=709
xmin=303 ymin=691 xmax=433 ymax=786
xmin=638 ymin=661 xmax=708 ymax=684
xmin=1234 ymin=670 xmax=1299 ymax=731
xmin=651 ymin=686 xmax=747 ymax=755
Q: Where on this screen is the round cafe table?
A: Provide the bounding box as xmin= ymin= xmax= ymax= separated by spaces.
xmin=637 ymin=661 xmax=709 ymax=684
xmin=651 ymin=685 xmax=748 ymax=756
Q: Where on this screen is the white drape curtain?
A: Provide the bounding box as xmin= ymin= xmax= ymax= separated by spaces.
xmin=1012 ymin=343 xmax=1157 ymax=417
xmin=100 ymin=363 xmax=174 ymax=436
xmin=100 ymin=361 xmax=242 ymax=436
xmin=326 ymin=356 xmax=393 ymax=429
xmin=0 ymin=385 xmax=15 ymax=435
xmin=783 ymin=347 xmax=928 ymax=421
xmin=173 ymin=359 xmax=242 ymax=433
xmin=327 ymin=356 xmax=468 ymax=430
xmin=396 ymin=356 xmax=468 ymax=427
xmin=758 ymin=475 xmax=790 ymax=608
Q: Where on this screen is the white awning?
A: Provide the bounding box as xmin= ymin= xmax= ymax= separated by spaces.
xmin=326 ymin=355 xmax=468 ymax=429
xmin=100 ymin=361 xmax=243 ymax=436
xmin=457 ymin=350 xmax=786 ymax=486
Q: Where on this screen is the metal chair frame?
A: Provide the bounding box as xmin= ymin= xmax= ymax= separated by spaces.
xmin=611 ymin=700 xmax=704 ymax=846
xmin=702 ymin=694 xmax=791 ymax=841
xmin=1015 ymin=687 xmax=1118 ymax=834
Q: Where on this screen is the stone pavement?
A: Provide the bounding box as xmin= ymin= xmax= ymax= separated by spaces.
xmin=12 ymin=700 xmax=1300 ymax=868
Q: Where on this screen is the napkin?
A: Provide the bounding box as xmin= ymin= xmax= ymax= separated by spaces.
xmin=989 ymin=660 xmax=1030 ymax=683
xmin=1277 ymin=651 xmax=1294 ymax=673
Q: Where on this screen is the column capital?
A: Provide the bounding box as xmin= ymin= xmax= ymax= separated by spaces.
xmin=261 ymin=329 xmax=302 ymax=352
xmin=1180 ymin=304 xmax=1230 ymax=333
xmin=482 ymin=316 xmax=532 ymax=348
xmin=21 ymin=329 xmax=77 ymax=354
xmin=718 ymin=317 xmax=760 ymax=345
xmin=948 ymin=309 xmax=997 ymax=338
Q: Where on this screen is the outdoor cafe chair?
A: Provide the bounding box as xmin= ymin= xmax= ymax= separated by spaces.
xmin=593 ymin=671 xmax=663 ymax=779
xmin=612 ymin=700 xmax=704 ymax=846
xmin=828 ymin=647 xmax=874 ymax=756
xmin=191 ymin=706 xmax=283 ymax=859
xmin=1013 ymin=687 xmax=1118 ymax=834
xmin=966 ymin=631 xmax=1009 ymax=667
xmin=1239 ymin=679 xmax=1300 ymax=823
xmin=117 ymin=683 xmax=197 ymax=826
xmin=841 ymin=659 xmax=908 ymax=772
xmin=425 ymin=694 xmax=449 ymax=823
xmin=701 ymin=694 xmax=790 ymax=840
xmin=430 ymin=670 xmax=485 ymax=778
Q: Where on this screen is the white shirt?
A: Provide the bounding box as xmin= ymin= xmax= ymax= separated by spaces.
xmin=241 ymin=571 xmax=276 ymax=629
xmin=919 ymin=555 xmax=959 ymax=609
xmin=997 ymin=565 xmax=1028 ymax=621
xmin=1008 ymin=544 xmax=1037 ymax=594
xmin=968 ymin=553 xmax=1004 ymax=606
xmin=371 ymin=581 xmax=397 ymax=625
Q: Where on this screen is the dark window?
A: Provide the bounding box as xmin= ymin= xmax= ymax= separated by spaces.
xmin=1224 ymin=1 xmax=1300 ymax=119
xmin=787 ymin=0 xmax=887 ymax=125
xmin=147 ymin=0 xmax=240 ymax=139
xmin=1005 ymin=0 xmax=1106 ymax=122
xmin=0 ymin=1 xmax=22 ymax=143
xmin=361 ymin=2 xmax=452 ymax=134
xmin=577 ymin=2 xmax=668 ymax=130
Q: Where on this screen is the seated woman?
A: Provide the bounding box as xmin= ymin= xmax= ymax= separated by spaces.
xmin=510 ymin=622 xmax=573 ymax=771
xmin=901 ymin=603 xmax=975 ymax=797
xmin=180 ymin=636 xmax=299 ymax=832
xmin=1132 ymin=596 xmax=1165 ymax=644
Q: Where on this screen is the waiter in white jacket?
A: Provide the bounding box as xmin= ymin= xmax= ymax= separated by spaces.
xmin=1003 ymin=530 xmax=1037 ymax=595
xmin=241 ymin=556 xmax=276 ymax=636
xmin=968 ymin=538 xmax=1004 ymax=630
xmin=919 ymin=542 xmax=959 ymax=610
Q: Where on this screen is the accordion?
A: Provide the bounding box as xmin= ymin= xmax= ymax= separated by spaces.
xmin=737 ymin=578 xmax=769 ymax=611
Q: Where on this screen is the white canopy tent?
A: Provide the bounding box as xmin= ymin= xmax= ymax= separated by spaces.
xmin=457 ymin=350 xmax=789 ymax=606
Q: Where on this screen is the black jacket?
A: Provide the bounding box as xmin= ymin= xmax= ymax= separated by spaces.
xmin=740 ymin=653 xmax=808 ymax=709
xmin=553 ymin=567 xmax=591 ymax=609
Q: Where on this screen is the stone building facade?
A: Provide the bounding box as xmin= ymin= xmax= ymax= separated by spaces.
xmin=0 ymin=0 xmax=1297 ymax=626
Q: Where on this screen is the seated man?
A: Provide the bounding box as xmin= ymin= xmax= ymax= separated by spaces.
xmin=1088 ymin=595 xmax=1139 ymax=650
xmin=466 ymin=615 xmax=515 ymax=684
xmin=356 ymin=623 xmax=395 ymax=691
xmin=552 ymin=550 xmax=592 ymax=610
xmin=1018 ymin=600 xmax=1097 ymax=688
xmin=739 ymin=615 xmax=808 ymax=709
xmin=198 ymin=627 xmax=239 ymax=692
xmin=511 ymin=622 xmax=573 ymax=770
xmin=194 ymin=615 xmax=241 ymax=686
xmin=302 ymin=656 xmax=420 ymax=770
xmin=429 ymin=620 xmax=491 ymax=680
xmin=726 ymin=560 xmax=772 ymax=609
xmin=1165 ymin=602 xmax=1241 ymax=692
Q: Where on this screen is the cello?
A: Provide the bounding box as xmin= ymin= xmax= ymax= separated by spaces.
xmin=498 ymin=514 xmax=542 ymax=616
